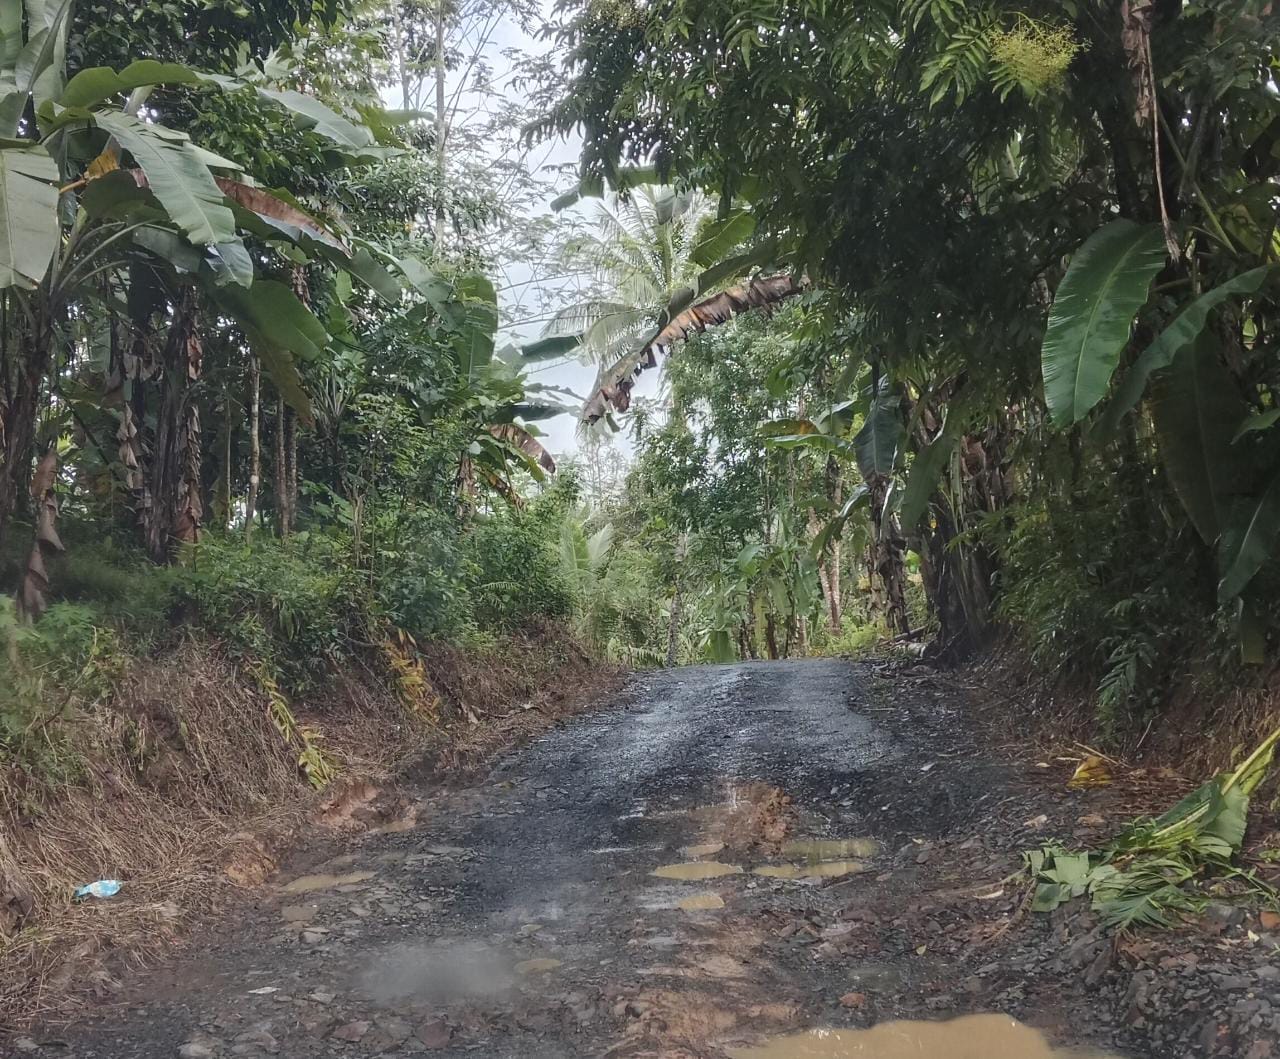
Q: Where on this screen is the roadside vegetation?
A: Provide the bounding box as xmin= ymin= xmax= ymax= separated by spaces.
xmin=2 ymin=0 xmax=1280 ymax=1014
xmin=532 ymin=0 xmax=1280 ymax=752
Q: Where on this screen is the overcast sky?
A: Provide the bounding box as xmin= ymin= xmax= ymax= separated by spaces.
xmin=421 ymin=3 xmax=661 ymax=457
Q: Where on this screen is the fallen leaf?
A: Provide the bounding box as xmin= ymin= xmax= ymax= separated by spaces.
xmin=839 ymin=991 xmax=866 ymax=1009
xmin=1067 ymin=755 xmax=1112 ymax=789
xmin=1260 ymin=910 xmax=1280 ymax=930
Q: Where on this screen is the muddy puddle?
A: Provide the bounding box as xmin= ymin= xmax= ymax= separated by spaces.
xmin=357 ymin=940 xmax=516 ymax=1003
xmin=727 ymin=1014 xmax=1121 ymax=1058
xmin=652 ymin=861 xmax=743 ymax=880
xmin=752 ymin=860 xmax=865 ymax=879
xmin=279 ymin=870 xmax=375 ymax=895
xmin=781 ymin=838 xmax=879 ymax=860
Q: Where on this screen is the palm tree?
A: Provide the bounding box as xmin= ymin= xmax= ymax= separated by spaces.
xmin=521 ymin=184 xmax=804 ymax=424
xmin=538 ymin=185 xmax=717 ymax=369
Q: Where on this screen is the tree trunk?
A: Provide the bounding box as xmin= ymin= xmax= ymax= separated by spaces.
xmin=273 ymin=396 xmax=289 ymax=537
xmin=764 ymin=613 xmax=779 ymax=659
xmin=285 ymin=406 xmax=298 ymax=532
xmin=665 ymin=582 xmax=682 ymax=667
xmin=0 ymin=317 xmax=53 ymax=541
xmin=433 ymin=0 xmax=447 ymax=251
xmin=213 ymin=387 xmax=232 ymax=530
xmin=868 ymin=473 xmax=910 ymax=635
xmin=145 ymin=295 xmax=201 ymax=562
xmin=245 ymin=358 xmax=260 ymax=543
xmin=825 ymin=455 xmax=843 ymax=631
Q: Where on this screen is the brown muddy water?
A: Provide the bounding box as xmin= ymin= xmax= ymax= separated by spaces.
xmin=727 ymin=1014 xmax=1122 ymax=1058
xmin=652 ymin=861 xmax=744 ymax=880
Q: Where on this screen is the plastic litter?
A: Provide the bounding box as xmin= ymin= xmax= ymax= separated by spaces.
xmin=74 ymin=879 xmax=122 ymax=900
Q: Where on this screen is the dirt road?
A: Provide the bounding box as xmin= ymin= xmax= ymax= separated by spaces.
xmin=26 ymin=662 xmax=1280 ymax=1057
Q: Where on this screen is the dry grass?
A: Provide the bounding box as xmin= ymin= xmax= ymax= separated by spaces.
xmin=0 ymin=624 xmax=618 ymax=1029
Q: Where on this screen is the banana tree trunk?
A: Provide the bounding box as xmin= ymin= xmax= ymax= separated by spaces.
xmin=145 ymin=294 xmax=202 ymax=562
xmin=0 ymin=315 xmax=53 ymax=542
xmin=274 ymin=396 xmax=288 ymax=537
xmin=868 ymin=473 xmax=910 ymax=635
xmin=286 ymin=406 xmax=298 ymax=532
xmin=826 ymin=455 xmax=843 ymax=631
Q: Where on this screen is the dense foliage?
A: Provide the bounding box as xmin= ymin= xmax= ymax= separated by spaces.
xmin=5 ymin=0 xmax=1280 ymax=782
xmin=0 ymin=0 xmax=593 ymax=784
xmin=529 ymin=0 xmax=1280 ymax=739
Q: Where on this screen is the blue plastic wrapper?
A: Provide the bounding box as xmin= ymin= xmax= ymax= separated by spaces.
xmin=74 ymin=879 xmax=122 ymax=900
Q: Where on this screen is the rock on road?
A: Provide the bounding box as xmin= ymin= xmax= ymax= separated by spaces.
xmin=45 ymin=661 xmax=1132 ymax=1058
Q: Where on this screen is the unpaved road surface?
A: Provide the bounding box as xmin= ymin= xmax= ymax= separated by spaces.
xmin=25 ymin=662 xmax=1280 ymax=1058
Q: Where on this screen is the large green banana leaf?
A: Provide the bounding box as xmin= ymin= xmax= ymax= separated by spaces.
xmin=96 ymin=112 xmax=236 ymax=247
xmin=1097 ymin=266 xmax=1273 ymax=438
xmin=1042 ymin=220 xmax=1166 ymax=427
xmin=0 ymin=142 xmax=58 ymax=288
xmin=853 ymin=387 xmax=903 ymax=480
xmin=1150 ymin=335 xmax=1248 ymax=546
xmin=452 ymin=273 xmax=498 ymax=382
xmin=1219 ymin=473 xmax=1280 ymax=604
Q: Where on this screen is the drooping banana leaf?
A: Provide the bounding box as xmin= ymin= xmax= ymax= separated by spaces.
xmin=1150 ymin=335 xmax=1248 ymax=545
xmin=95 ymin=112 xmax=236 ymax=247
xmin=550 ymin=164 xmax=658 ymax=212
xmin=0 ymin=142 xmax=59 ymax=288
xmin=899 ymin=424 xmax=960 ymax=530
xmin=59 ymin=59 xmax=203 ymax=108
xmin=520 ymin=333 xmax=583 ymax=361
xmin=691 ymin=210 xmax=756 ymax=267
xmin=1041 ymin=219 xmax=1166 ymax=427
xmin=1096 ymin=266 xmax=1273 ymax=438
xmin=1234 ymin=409 xmax=1280 ymax=442
xmin=1218 ymin=470 xmax=1280 ymax=603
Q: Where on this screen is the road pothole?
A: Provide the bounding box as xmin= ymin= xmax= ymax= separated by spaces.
xmin=726 ymin=1013 xmax=1123 ymax=1058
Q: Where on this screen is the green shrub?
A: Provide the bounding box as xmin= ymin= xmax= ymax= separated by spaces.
xmin=178 ymin=534 xmax=367 ymax=689
xmin=0 ymin=598 xmax=123 ymax=776
xmin=812 ymin=613 xmax=890 ymax=657
xmin=466 ymin=505 xmax=573 ymax=632
xmin=371 ymin=508 xmax=475 ymax=641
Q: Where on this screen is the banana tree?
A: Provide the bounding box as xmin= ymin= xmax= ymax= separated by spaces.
xmin=407 ymin=279 xmax=570 ymax=512
xmin=761 ymin=373 xmax=911 ymax=635
xmin=1040 ymin=218 xmax=1278 ymax=654
xmin=521 ymin=184 xmax=804 ymax=427
xmin=0 ymin=3 xmax=429 ymax=556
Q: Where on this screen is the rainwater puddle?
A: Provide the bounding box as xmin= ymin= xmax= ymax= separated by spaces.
xmin=781 ymin=838 xmax=880 ymax=861
xmin=280 ymin=871 xmax=375 ymax=895
xmin=726 ymin=1015 xmax=1120 ymax=1058
xmin=652 ymin=861 xmax=743 ymax=881
xmin=357 ymin=940 xmax=516 ymax=1003
xmin=515 ymin=957 xmax=562 ymax=974
xmin=678 ymin=893 xmax=726 ymax=911
xmin=752 ymin=860 xmax=865 ymax=879
xmin=682 ymin=841 xmax=726 ymax=858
